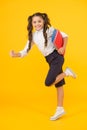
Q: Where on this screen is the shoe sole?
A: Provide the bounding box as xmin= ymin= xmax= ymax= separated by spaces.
xmin=50 ymin=112 xmax=66 ymax=121
xmin=67 ymin=67 xmax=77 ymax=78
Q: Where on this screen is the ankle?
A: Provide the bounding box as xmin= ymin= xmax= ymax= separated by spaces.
xmin=64 ymin=69 xmax=68 ymax=76
xmin=57 ymin=106 xmax=64 ymax=110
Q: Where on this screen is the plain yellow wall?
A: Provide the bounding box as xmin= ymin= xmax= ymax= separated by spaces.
xmin=0 ymin=0 xmax=87 ymax=129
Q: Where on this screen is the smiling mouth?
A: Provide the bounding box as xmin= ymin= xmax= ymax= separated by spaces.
xmin=36 ymin=26 xmax=41 ymax=28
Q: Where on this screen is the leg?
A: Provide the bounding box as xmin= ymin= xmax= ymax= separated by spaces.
xmin=53 ymin=72 xmax=66 ymax=86
xmin=50 ymin=86 xmax=65 ymax=121
xmin=57 ymin=86 xmax=64 ymax=106
xmin=50 ymin=67 xmax=77 ymax=121
xmin=45 ymin=50 xmax=76 ymax=87
xmin=45 ymin=66 xmax=65 ymax=87
xmin=49 ymin=67 xmax=76 ymax=86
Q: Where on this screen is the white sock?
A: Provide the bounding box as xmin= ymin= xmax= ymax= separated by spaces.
xmin=64 ymin=69 xmax=68 ymax=76
xmin=57 ymin=106 xmax=64 ymax=110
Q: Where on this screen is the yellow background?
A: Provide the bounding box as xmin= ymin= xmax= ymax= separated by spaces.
xmin=0 ymin=0 xmax=87 ymax=129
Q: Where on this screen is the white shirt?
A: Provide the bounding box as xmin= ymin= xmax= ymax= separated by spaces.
xmin=19 ymin=27 xmax=68 ymax=57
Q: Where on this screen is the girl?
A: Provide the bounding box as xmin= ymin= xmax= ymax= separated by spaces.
xmin=10 ymin=12 xmax=76 ymax=121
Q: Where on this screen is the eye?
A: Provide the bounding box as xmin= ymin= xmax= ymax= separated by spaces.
xmin=33 ymin=21 xmax=36 ymax=24
xmin=38 ymin=20 xmax=41 ymax=23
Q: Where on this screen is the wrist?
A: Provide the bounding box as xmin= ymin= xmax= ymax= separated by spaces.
xmin=62 ymin=46 xmax=66 ymax=50
xmin=13 ymin=52 xmax=21 ymax=57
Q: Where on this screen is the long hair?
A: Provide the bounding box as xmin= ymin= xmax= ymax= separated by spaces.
xmin=27 ymin=12 xmax=51 ymax=52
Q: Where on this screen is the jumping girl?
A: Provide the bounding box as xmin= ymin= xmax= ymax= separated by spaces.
xmin=10 ymin=12 xmax=76 ymax=121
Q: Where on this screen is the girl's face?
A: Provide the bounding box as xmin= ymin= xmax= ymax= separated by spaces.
xmin=32 ymin=16 xmax=44 ymax=31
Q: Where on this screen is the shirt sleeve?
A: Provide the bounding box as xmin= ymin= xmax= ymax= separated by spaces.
xmin=19 ymin=40 xmax=29 ymax=57
xmin=47 ymin=27 xmax=68 ymax=38
xmin=60 ymin=31 xmax=68 ymax=38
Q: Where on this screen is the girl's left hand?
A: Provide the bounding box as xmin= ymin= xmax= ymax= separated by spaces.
xmin=58 ymin=47 xmax=65 ymax=55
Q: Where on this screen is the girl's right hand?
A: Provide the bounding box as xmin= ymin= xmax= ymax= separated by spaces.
xmin=10 ymin=50 xmax=15 ymax=57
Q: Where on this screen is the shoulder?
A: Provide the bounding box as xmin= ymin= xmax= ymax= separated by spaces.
xmin=48 ymin=27 xmax=69 ymax=38
xmin=47 ymin=27 xmax=68 ymax=38
xmin=47 ymin=26 xmax=55 ymax=33
xmin=46 ymin=26 xmax=55 ymax=36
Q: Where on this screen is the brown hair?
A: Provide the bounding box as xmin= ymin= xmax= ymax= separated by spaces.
xmin=27 ymin=12 xmax=51 ymax=52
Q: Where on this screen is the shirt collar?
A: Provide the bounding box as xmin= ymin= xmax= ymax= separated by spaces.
xmin=36 ymin=28 xmax=43 ymax=33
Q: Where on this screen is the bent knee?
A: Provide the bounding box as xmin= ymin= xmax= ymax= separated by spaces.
xmin=45 ymin=79 xmax=55 ymax=86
